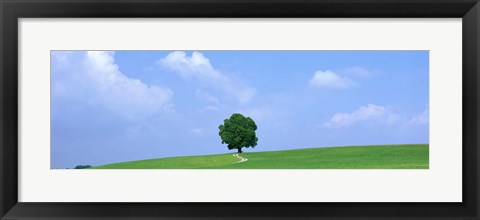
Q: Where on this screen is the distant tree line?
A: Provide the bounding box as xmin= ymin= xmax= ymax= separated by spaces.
xmin=75 ymin=165 xmax=92 ymax=169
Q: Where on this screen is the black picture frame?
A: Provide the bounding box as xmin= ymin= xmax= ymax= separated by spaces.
xmin=1 ymin=0 xmax=479 ymax=219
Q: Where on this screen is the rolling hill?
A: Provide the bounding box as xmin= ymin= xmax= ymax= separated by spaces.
xmin=91 ymin=144 xmax=428 ymax=169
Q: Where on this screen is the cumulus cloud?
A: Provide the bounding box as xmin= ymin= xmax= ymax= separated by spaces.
xmin=157 ymin=51 xmax=256 ymax=105
xmin=236 ymin=107 xmax=272 ymax=123
xmin=343 ymin=66 xmax=379 ymax=77
xmin=309 ymin=70 xmax=356 ymax=89
xmin=157 ymin=51 xmax=223 ymax=80
xmin=51 ymin=51 xmax=174 ymax=120
xmin=196 ymin=89 xmax=222 ymax=111
xmin=410 ymin=107 xmax=429 ymax=125
xmin=196 ymin=89 xmax=221 ymax=106
xmin=203 ymin=105 xmax=220 ymax=111
xmin=236 ymin=104 xmax=292 ymax=126
xmin=325 ymin=104 xmax=401 ymax=127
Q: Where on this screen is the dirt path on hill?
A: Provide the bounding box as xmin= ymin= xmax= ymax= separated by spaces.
xmin=233 ymin=153 xmax=248 ymax=163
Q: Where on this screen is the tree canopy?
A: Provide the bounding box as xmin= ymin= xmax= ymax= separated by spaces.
xmin=218 ymin=113 xmax=258 ymax=153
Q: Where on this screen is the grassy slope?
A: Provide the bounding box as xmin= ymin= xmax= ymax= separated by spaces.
xmin=91 ymin=144 xmax=429 ymax=169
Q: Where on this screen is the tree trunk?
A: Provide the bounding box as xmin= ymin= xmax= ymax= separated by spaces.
xmin=237 ymin=148 xmax=243 ymax=153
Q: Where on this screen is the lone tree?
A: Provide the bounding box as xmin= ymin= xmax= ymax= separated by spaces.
xmin=218 ymin=113 xmax=258 ymax=153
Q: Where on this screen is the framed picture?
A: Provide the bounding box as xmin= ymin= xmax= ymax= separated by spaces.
xmin=1 ymin=0 xmax=479 ymax=219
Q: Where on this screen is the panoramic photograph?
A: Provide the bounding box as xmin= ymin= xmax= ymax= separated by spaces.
xmin=51 ymin=50 xmax=429 ymax=169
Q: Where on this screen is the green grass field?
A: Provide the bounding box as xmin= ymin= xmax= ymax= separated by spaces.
xmin=91 ymin=144 xmax=428 ymax=169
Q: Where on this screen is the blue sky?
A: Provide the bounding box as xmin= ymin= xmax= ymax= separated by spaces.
xmin=51 ymin=51 xmax=429 ymax=168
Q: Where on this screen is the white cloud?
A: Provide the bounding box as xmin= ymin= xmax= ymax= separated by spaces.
xmin=157 ymin=51 xmax=224 ymax=80
xmin=410 ymin=107 xmax=429 ymax=124
xmin=236 ymin=105 xmax=292 ymax=126
xmin=309 ymin=70 xmax=356 ymax=89
xmin=236 ymin=107 xmax=272 ymax=123
xmin=196 ymin=90 xmax=222 ymax=111
xmin=326 ymin=104 xmax=430 ymax=128
xmin=203 ymin=105 xmax=220 ymax=111
xmin=325 ymin=104 xmax=401 ymax=127
xmin=52 ymin=51 xmax=174 ymax=120
xmin=343 ymin=66 xmax=379 ymax=77
xmin=51 ymin=51 xmax=74 ymax=68
xmin=195 ymin=89 xmax=221 ymax=106
xmin=157 ymin=51 xmax=256 ymax=105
